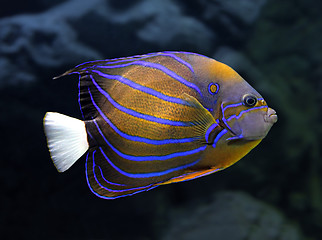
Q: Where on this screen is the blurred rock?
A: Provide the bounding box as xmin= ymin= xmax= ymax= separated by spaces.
xmin=122 ymin=0 xmax=215 ymax=49
xmin=208 ymin=0 xmax=267 ymax=24
xmin=0 ymin=0 xmax=67 ymax=18
xmin=162 ymin=191 xmax=304 ymax=240
xmin=0 ymin=0 xmax=103 ymax=86
xmin=202 ymin=0 xmax=267 ymax=37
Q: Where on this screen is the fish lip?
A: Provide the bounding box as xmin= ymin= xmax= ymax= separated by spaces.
xmin=264 ymin=108 xmax=278 ymax=124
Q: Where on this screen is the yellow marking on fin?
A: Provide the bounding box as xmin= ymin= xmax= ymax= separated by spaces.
xmin=157 ymin=168 xmax=221 ymax=185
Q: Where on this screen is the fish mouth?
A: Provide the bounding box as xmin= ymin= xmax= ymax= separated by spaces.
xmin=265 ymin=108 xmax=278 ymax=124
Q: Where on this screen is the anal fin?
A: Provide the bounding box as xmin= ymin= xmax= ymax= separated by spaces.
xmin=157 ymin=167 xmax=222 ymax=185
xmin=85 ymin=148 xmax=158 ymax=199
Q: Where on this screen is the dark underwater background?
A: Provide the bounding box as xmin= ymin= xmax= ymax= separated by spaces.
xmin=1 ymin=0 xmax=321 ymax=239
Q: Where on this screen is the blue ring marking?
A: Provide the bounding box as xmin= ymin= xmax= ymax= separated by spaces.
xmin=205 ymin=122 xmax=219 ymax=143
xmin=93 ymin=120 xmax=207 ymax=162
xmin=208 ymin=83 xmax=219 ymax=95
xmin=92 ymin=70 xmax=190 ymax=106
xmin=212 ymin=129 xmax=228 ymax=148
xmin=85 ymin=151 xmax=158 ymax=200
xmin=99 ymin=147 xmax=201 ymax=178
xmin=88 ymin=87 xmax=195 ymax=145
xmin=90 ymin=75 xmax=190 ymax=127
xmin=94 ymin=61 xmax=202 ymax=96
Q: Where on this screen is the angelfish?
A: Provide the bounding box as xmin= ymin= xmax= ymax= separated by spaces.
xmin=43 ymin=51 xmax=277 ymax=199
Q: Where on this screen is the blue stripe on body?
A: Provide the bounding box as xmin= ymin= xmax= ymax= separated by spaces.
xmin=95 ymin=61 xmax=201 ymax=96
xmin=99 ymin=53 xmax=195 ymax=73
xmin=95 ymin=157 xmax=126 ymax=187
xmin=160 ymin=53 xmax=195 ymax=73
xmin=219 ymin=102 xmax=267 ymax=141
xmin=205 ymin=122 xmax=219 ymax=143
xmin=88 ymin=87 xmax=196 ymax=145
xmin=221 ymin=102 xmax=241 ymax=134
xmin=221 ymin=98 xmax=265 ymax=115
xmin=212 ymin=129 xmax=228 ymax=148
xmin=99 ymin=147 xmax=201 ymax=178
xmin=222 ymin=99 xmax=267 ymax=123
xmin=90 ymin=75 xmax=190 ymax=126
xmin=93 ymin=119 xmax=207 ymax=161
xmin=76 ymin=52 xmax=198 ymax=72
xmin=85 ymin=52 xmax=195 ymax=73
xmin=85 ymin=151 xmax=158 ymax=200
xmin=75 ymin=53 xmax=160 ymax=68
xmin=75 ymin=60 xmax=101 ymax=69
xmin=222 ymin=102 xmax=243 ymax=113
xmin=79 ymin=54 xmax=152 ymax=68
xmin=221 ymin=98 xmax=265 ymax=114
xmin=227 ymin=106 xmax=268 ymax=122
xmin=92 ymin=70 xmax=190 ymax=106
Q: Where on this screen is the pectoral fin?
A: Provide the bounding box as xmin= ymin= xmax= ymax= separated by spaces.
xmin=182 ymin=94 xmax=221 ymax=144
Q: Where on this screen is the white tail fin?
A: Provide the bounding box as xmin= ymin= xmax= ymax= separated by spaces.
xmin=43 ymin=112 xmax=89 ymax=172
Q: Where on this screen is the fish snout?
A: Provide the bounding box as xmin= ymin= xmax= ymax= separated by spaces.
xmin=264 ymin=108 xmax=277 ymax=124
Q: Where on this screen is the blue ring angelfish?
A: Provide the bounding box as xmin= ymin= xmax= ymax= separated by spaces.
xmin=43 ymin=51 xmax=277 ymax=200
xmin=208 ymin=83 xmax=219 ymax=95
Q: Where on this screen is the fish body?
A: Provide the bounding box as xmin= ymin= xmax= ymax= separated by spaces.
xmin=44 ymin=52 xmax=277 ymax=199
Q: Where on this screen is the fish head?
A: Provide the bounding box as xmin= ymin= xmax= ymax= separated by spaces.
xmin=206 ymin=60 xmax=277 ymax=142
xmin=222 ymin=97 xmax=277 ymax=141
xmin=218 ymin=81 xmax=277 ymax=142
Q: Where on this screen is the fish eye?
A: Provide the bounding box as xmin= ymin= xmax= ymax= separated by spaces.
xmin=208 ymin=83 xmax=219 ymax=95
xmin=243 ymin=95 xmax=257 ymax=107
